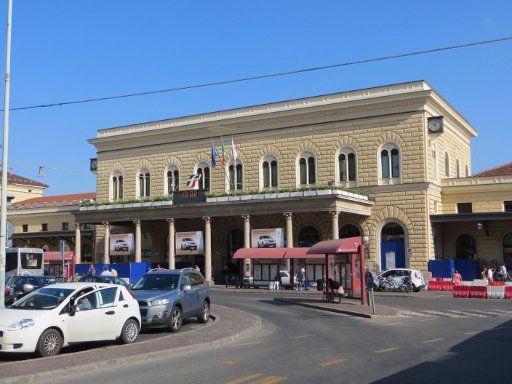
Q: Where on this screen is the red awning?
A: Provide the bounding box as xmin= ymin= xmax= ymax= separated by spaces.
xmin=233 ymin=248 xmax=287 ymax=259
xmin=44 ymin=251 xmax=74 ymax=261
xmin=306 ymin=236 xmax=362 ymax=255
xmin=283 ymin=248 xmax=323 ymax=259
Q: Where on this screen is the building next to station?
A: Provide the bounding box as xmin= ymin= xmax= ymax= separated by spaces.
xmin=73 ymin=80 xmax=512 ymax=284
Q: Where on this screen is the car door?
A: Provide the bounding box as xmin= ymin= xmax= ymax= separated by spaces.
xmin=190 ymin=273 xmax=205 ymax=312
xmin=97 ymin=286 xmax=123 ymax=339
xmin=65 ymin=290 xmax=105 ymax=342
xmin=179 ymin=273 xmax=195 ymax=316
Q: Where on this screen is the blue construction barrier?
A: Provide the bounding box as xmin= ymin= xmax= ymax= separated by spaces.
xmin=74 ymin=262 xmax=155 ymax=283
xmin=454 ymin=259 xmax=478 ymax=281
xmin=428 ymin=260 xmax=454 ymax=279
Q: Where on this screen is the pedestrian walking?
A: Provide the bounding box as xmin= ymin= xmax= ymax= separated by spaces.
xmin=480 ymin=266 xmax=487 ymax=280
xmin=274 ymin=271 xmax=282 ymax=290
xmin=101 ymin=266 xmax=112 ymax=277
xmin=487 ymin=267 xmax=494 ymax=282
xmin=453 ymin=270 xmax=462 ymax=286
xmin=87 ymin=264 xmax=96 ymax=276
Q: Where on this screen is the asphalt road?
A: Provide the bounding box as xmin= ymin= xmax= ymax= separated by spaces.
xmin=34 ymin=291 xmax=512 ymax=384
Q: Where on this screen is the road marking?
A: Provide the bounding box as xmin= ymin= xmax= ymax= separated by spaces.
xmin=422 ymin=338 xmax=444 ymax=344
xmin=230 ymin=341 xmax=262 ymax=347
xmin=320 ymin=358 xmax=346 ymax=367
xmin=289 ymin=334 xmax=314 ymax=339
xmin=465 ymin=331 xmax=478 ymax=335
xmin=398 ymin=310 xmax=432 ymax=318
xmin=447 ymin=310 xmax=486 ymax=318
xmin=423 ymin=310 xmax=463 ymax=318
xmin=226 ymin=373 xmax=263 ymax=384
xmin=251 ymin=377 xmax=287 ymax=384
xmin=375 ymin=347 xmax=399 ymax=354
xmin=418 ymin=318 xmax=436 ymax=322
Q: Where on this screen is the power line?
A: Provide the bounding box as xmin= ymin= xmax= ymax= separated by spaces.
xmin=2 ymin=35 xmax=512 ymax=112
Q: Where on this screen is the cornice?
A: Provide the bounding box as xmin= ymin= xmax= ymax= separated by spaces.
xmin=441 ymin=176 xmax=512 ymax=193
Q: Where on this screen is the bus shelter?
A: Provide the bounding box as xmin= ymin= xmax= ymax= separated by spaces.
xmin=306 ymin=236 xmax=366 ymax=305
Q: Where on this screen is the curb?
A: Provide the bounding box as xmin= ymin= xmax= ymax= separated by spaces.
xmin=273 ymin=298 xmax=373 ymax=319
xmin=0 ymin=306 xmax=264 ymax=384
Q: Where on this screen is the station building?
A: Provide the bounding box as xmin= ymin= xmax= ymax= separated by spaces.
xmin=74 ymin=80 xmax=512 ymax=283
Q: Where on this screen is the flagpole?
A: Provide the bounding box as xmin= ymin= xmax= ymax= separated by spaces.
xmin=0 ymin=0 xmax=14 ymax=309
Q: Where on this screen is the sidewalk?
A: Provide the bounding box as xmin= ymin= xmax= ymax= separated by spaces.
xmin=273 ymin=297 xmax=398 ymax=318
xmin=211 ymin=285 xmax=324 ymax=296
xmin=0 ymin=305 xmax=262 ymax=384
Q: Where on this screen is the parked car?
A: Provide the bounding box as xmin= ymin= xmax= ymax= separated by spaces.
xmin=80 ymin=275 xmax=130 ymax=287
xmin=180 ymin=238 xmax=198 ymax=251
xmin=131 ymin=268 xmax=210 ymax=332
xmin=243 ymin=270 xmax=296 ymax=289
xmin=0 ymin=282 xmax=141 ymax=357
xmin=4 ymin=275 xmax=60 ymax=306
xmin=257 ymin=235 xmax=277 ymax=248
xmin=373 ymin=268 xmax=426 ymax=292
xmin=114 ymin=239 xmax=130 ymax=252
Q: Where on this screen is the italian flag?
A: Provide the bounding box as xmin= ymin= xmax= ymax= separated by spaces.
xmin=186 ymin=174 xmax=201 ymax=190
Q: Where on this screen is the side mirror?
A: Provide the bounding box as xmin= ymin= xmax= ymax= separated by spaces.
xmin=182 ymin=285 xmax=192 ymax=292
xmin=22 ymin=284 xmax=35 ymax=293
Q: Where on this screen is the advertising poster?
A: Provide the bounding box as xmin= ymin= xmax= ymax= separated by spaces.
xmin=251 ymin=228 xmax=284 ymax=248
xmin=110 ymin=233 xmax=135 ymax=256
xmin=385 ymin=251 xmax=396 ymax=269
xmin=176 ymin=231 xmax=204 ymax=255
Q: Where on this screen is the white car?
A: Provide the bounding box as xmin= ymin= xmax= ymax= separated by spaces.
xmin=0 ymin=282 xmax=141 ymax=357
xmin=257 ymin=235 xmax=277 ymax=248
xmin=373 ymin=268 xmax=426 ymax=292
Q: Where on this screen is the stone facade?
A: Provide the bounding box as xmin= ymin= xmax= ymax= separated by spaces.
xmin=82 ymin=80 xmax=505 ymax=278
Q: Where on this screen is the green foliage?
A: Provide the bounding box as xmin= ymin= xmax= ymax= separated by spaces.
xmin=207 ymin=185 xmax=369 ymax=198
xmin=80 ymin=195 xmax=173 ymax=207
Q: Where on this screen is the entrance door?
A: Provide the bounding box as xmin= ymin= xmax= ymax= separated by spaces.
xmin=381 ymin=223 xmax=406 ymax=269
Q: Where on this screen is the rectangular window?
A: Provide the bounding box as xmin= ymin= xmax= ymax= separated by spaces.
xmin=22 ymin=224 xmax=28 ymax=233
xmin=457 ymin=203 xmax=473 ymax=214
xmin=41 ymin=223 xmax=48 ymax=232
xmin=505 ymin=201 xmax=512 ymax=212
xmin=62 ymin=222 xmax=69 ymax=231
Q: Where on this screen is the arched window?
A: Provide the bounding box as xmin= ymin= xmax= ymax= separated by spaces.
xmin=337 ymin=148 xmax=357 ymax=185
xmin=298 ymin=226 xmax=320 ymax=247
xmin=340 ymin=224 xmax=360 ymax=239
xmin=166 ymin=166 xmax=180 ymax=194
xmin=228 ymin=161 xmax=243 ymax=191
xmin=455 ymin=234 xmax=476 ymax=259
xmin=456 ymin=159 xmax=461 ymax=178
xmin=380 ymin=143 xmax=401 ymax=183
xmin=261 ymin=155 xmax=278 ymax=190
xmin=432 ymin=146 xmax=438 ymax=180
xmin=196 ymin=163 xmax=210 ymax=190
xmin=298 ymin=152 xmax=316 ymax=186
xmin=445 ymin=152 xmax=450 ymax=178
xmin=138 ymin=169 xmax=151 ymax=198
xmin=111 ymin=171 xmax=124 ymax=200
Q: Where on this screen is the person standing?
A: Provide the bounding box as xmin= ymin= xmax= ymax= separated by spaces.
xmin=111 ymin=267 xmax=118 ymax=277
xmin=274 ymin=271 xmax=282 ymax=290
xmin=101 ymin=266 xmax=112 ymax=277
xmin=453 ymin=270 xmax=462 ymax=286
xmin=365 ymin=269 xmax=374 ymax=306
xmin=87 ymin=264 xmax=96 ymax=276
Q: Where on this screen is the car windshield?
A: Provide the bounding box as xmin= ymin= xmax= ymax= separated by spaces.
xmin=131 ymin=274 xmax=179 ymax=291
xmin=11 ymin=288 xmax=74 ymax=310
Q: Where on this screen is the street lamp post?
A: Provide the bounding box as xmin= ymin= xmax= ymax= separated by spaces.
xmin=0 ymin=0 xmax=14 ymax=309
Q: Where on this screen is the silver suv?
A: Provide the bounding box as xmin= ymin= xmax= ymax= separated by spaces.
xmin=131 ymin=268 xmax=210 ymax=332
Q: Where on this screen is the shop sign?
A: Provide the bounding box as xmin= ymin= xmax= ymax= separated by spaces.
xmin=251 ymin=228 xmax=284 ymax=248
xmin=110 ymin=233 xmax=135 ymax=256
xmin=176 ymin=231 xmax=204 ymax=256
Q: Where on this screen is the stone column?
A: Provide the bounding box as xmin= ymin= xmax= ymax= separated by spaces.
xmin=242 ymin=215 xmax=251 ymax=277
xmin=74 ymin=223 xmax=81 ymax=265
xmin=203 ymin=217 xmax=212 ymax=284
xmin=284 ymin=212 xmax=293 ymax=271
xmin=103 ymin=222 xmax=110 ymax=265
xmin=331 ymin=211 xmax=340 ymax=240
xmin=134 ymin=220 xmax=142 ymax=263
xmin=167 ymin=218 xmax=175 ymax=269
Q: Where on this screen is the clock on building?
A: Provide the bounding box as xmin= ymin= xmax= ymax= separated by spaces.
xmin=428 ymin=116 xmax=444 ymax=133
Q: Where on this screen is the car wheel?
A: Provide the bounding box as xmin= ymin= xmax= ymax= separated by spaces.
xmin=120 ymin=319 xmax=139 ymax=344
xmin=197 ymin=300 xmax=210 ymax=324
xmin=37 ymin=328 xmax=62 ymax=357
xmin=169 ymin=306 xmax=183 ymax=332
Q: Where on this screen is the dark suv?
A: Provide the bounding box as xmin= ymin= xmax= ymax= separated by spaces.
xmin=4 ymin=275 xmax=59 ymax=306
xmin=131 ymin=268 xmax=210 ymax=332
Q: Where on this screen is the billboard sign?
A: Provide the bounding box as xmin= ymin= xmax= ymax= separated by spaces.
xmin=251 ymin=228 xmax=284 ymax=248
xmin=176 ymin=231 xmax=204 ymax=256
xmin=110 ymin=233 xmax=135 ymax=256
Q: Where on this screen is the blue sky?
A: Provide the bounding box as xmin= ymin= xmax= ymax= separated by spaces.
xmin=0 ymin=0 xmax=511 ymax=195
